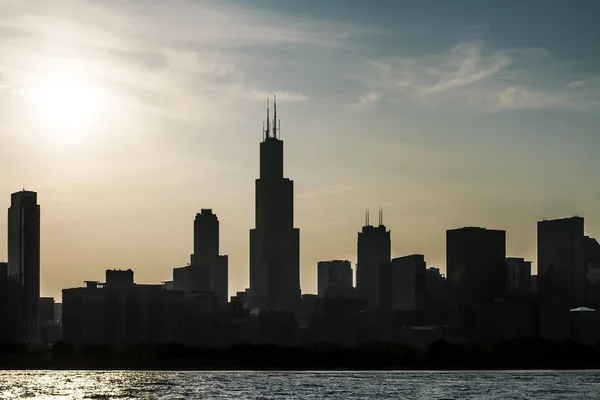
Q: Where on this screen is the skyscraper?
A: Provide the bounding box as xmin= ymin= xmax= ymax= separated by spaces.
xmin=446 ymin=227 xmax=506 ymax=306
xmin=191 ymin=209 xmax=219 ymax=268
xmin=249 ymin=97 xmax=300 ymax=312
xmin=0 ymin=262 xmax=7 ymax=341
xmin=506 ymin=257 xmax=532 ymax=296
xmin=379 ymin=254 xmax=426 ymax=314
xmin=317 ymin=260 xmax=353 ymax=298
xmin=173 ymin=209 xmax=228 ymax=307
xmin=356 ymin=208 xmax=391 ymax=307
xmin=7 ymin=190 xmax=41 ymax=343
xmin=537 ymin=217 xmax=586 ymax=339
xmin=537 ymin=217 xmax=585 ymax=307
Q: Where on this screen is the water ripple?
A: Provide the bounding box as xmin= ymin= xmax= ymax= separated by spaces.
xmin=0 ymin=371 xmax=599 ymax=399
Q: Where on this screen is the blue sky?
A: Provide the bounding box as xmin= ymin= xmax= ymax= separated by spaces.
xmin=0 ymin=0 xmax=599 ymax=299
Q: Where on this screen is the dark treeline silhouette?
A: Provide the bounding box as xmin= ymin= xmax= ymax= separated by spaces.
xmin=0 ymin=339 xmax=599 ymax=370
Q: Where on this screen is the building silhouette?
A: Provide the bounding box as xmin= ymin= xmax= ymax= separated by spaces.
xmin=584 ymin=236 xmax=600 ymax=307
xmin=446 ymin=227 xmax=506 ymax=341
xmin=249 ymin=97 xmax=300 ymax=312
xmin=506 ymin=257 xmax=532 ymax=296
xmin=172 ymin=209 xmax=228 ymax=308
xmin=356 ymin=208 xmax=391 ymax=307
xmin=538 ymin=217 xmax=585 ymax=307
xmin=7 ymin=190 xmax=40 ymax=343
xmin=447 ymin=227 xmax=507 ymax=305
xmin=317 ymin=260 xmax=353 ymax=298
xmin=537 ymin=217 xmax=585 ymax=339
xmin=379 ymin=255 xmax=426 ymax=316
xmin=0 ymin=262 xmax=7 ymax=341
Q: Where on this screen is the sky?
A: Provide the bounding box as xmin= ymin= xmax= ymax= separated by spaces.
xmin=1 ymin=0 xmax=599 ymax=301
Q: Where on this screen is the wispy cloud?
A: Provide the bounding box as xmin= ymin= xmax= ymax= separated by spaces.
xmin=0 ymin=0 xmax=371 ymax=127
xmin=348 ymin=92 xmax=381 ymax=110
xmin=566 ymin=80 xmax=586 ymax=88
xmin=356 ymin=40 xmax=600 ymax=112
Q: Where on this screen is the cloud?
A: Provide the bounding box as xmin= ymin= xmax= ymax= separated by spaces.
xmin=356 ymin=40 xmax=600 ymax=112
xmin=566 ymin=80 xmax=586 ymax=88
xmin=348 ymin=92 xmax=381 ymax=110
xmin=1 ymin=0 xmax=364 ymax=127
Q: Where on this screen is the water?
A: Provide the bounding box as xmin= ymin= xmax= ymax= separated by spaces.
xmin=0 ymin=371 xmax=599 ymax=399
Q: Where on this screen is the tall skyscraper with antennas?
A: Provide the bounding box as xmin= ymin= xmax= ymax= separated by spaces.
xmin=356 ymin=207 xmax=391 ymax=307
xmin=249 ymin=96 xmax=301 ymax=313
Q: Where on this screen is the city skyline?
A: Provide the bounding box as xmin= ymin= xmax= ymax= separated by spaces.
xmin=1 ymin=0 xmax=600 ymax=301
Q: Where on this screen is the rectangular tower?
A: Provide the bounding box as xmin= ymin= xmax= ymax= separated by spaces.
xmin=379 ymin=254 xmax=426 ymax=313
xmin=446 ymin=227 xmax=506 ymax=306
xmin=317 ymin=260 xmax=353 ymax=298
xmin=250 ymin=97 xmax=301 ymax=313
xmin=538 ymin=217 xmax=585 ymax=307
xmin=356 ymin=209 xmax=391 ymax=307
xmin=537 ymin=217 xmax=585 ymax=339
xmin=7 ymin=190 xmax=41 ymax=343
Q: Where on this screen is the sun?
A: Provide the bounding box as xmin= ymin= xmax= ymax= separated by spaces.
xmin=21 ymin=72 xmax=107 ymax=146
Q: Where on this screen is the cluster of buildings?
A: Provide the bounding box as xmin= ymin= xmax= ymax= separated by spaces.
xmin=1 ymin=99 xmax=600 ymax=348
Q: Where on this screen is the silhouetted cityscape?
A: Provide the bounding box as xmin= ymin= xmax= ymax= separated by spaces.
xmin=1 ymin=98 xmax=599 ymax=353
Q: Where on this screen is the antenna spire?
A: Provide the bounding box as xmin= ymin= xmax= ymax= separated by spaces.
xmin=365 ymin=208 xmax=370 ymax=226
xmin=266 ymin=98 xmax=270 ymax=138
xmin=379 ymin=207 xmax=383 ymax=226
xmin=272 ymin=95 xmax=277 ymax=139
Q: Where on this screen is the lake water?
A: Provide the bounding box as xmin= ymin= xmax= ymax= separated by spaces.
xmin=1 ymin=371 xmax=599 ymax=399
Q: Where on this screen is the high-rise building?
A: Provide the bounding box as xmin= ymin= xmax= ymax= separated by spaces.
xmin=7 ymin=190 xmax=41 ymax=343
xmin=356 ymin=209 xmax=391 ymax=307
xmin=379 ymin=254 xmax=426 ymax=313
xmin=0 ymin=262 xmax=7 ymax=341
xmin=584 ymin=236 xmax=600 ymax=307
xmin=506 ymin=257 xmax=532 ymax=296
xmin=537 ymin=217 xmax=586 ymax=340
xmin=317 ymin=260 xmax=353 ymax=298
xmin=537 ymin=217 xmax=585 ymax=307
xmin=191 ymin=209 xmax=219 ymax=267
xmin=173 ymin=209 xmax=228 ymax=307
xmin=249 ymin=97 xmax=300 ymax=312
xmin=446 ymin=227 xmax=506 ymax=306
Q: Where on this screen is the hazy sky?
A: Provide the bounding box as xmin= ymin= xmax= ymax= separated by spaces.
xmin=1 ymin=0 xmax=599 ymax=301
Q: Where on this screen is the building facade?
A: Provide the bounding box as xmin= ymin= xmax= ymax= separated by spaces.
xmin=249 ymin=98 xmax=301 ymax=312
xmin=506 ymin=257 xmax=532 ymax=296
xmin=317 ymin=260 xmax=353 ymax=298
xmin=7 ymin=190 xmax=41 ymax=343
xmin=538 ymin=217 xmax=585 ymax=307
xmin=446 ymin=227 xmax=507 ymax=305
xmin=356 ymin=210 xmax=391 ymax=308
xmin=379 ymin=254 xmax=426 ymax=315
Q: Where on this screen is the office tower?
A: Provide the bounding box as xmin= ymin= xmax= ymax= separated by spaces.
xmin=379 ymin=254 xmax=426 ymax=314
xmin=7 ymin=190 xmax=41 ymax=343
xmin=249 ymin=97 xmax=300 ymax=312
xmin=173 ymin=209 xmax=228 ymax=307
xmin=191 ymin=209 xmax=219 ymax=267
xmin=506 ymin=257 xmax=532 ymax=296
xmin=584 ymin=236 xmax=600 ymax=307
xmin=0 ymin=262 xmax=7 ymax=341
xmin=317 ymin=260 xmax=353 ymax=298
xmin=215 ymin=255 xmax=229 ymax=308
xmin=356 ymin=208 xmax=391 ymax=307
xmin=446 ymin=227 xmax=506 ymax=305
xmin=537 ymin=217 xmax=585 ymax=307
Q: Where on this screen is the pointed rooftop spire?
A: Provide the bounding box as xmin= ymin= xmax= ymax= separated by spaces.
xmin=266 ymin=98 xmax=270 ymax=139
xmin=272 ymin=94 xmax=277 ymax=139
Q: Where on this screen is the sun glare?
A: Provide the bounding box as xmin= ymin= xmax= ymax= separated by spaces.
xmin=22 ymin=72 xmax=107 ymax=146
